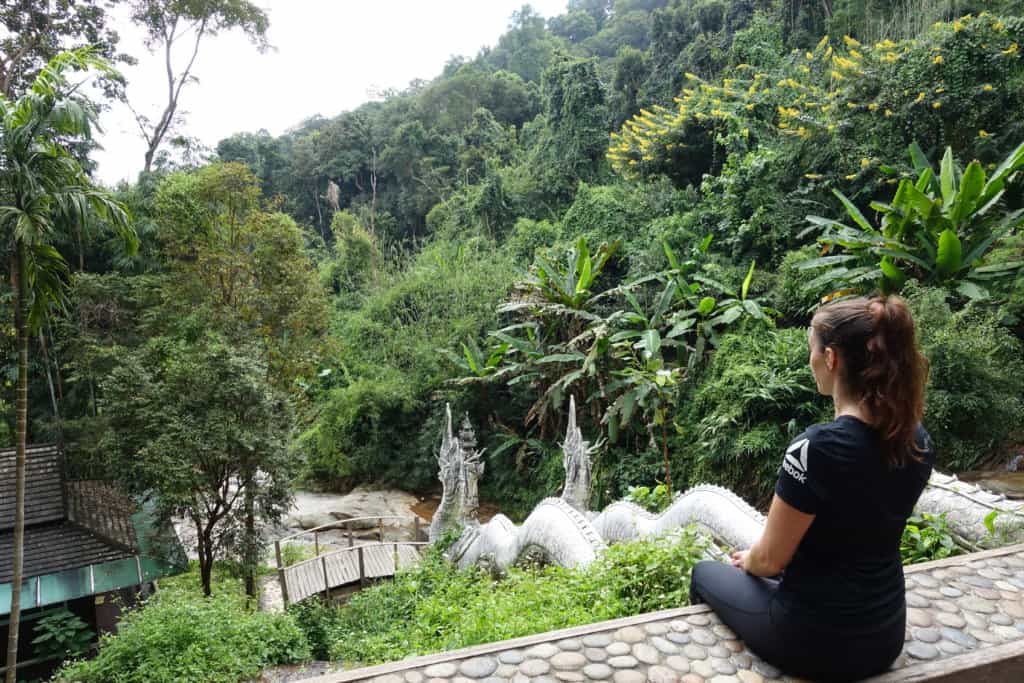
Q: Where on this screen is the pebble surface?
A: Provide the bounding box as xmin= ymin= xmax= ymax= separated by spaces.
xmin=334 ymin=547 xmax=1024 ymax=683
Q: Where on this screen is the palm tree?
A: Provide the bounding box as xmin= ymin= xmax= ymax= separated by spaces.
xmin=1 ymin=48 xmax=134 ymax=683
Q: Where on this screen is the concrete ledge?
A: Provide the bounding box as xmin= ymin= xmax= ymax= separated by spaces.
xmin=305 ymin=542 xmax=1024 ymax=683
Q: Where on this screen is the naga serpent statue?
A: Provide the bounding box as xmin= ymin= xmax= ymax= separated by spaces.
xmin=433 ymin=402 xmax=1024 ymax=572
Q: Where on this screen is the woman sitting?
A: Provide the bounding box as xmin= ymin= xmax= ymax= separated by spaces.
xmin=689 ymin=295 xmax=934 ymax=682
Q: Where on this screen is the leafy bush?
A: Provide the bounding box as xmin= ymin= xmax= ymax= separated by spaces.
xmin=679 ymin=327 xmax=830 ymax=504
xmin=625 ymin=482 xmax=673 ymax=512
xmin=32 ymin=608 xmax=93 ymax=660
xmin=313 ymin=530 xmax=705 ymax=665
xmin=901 ymin=512 xmax=961 ymax=564
xmin=56 ymin=565 xmax=310 ymax=683
xmin=908 ymin=284 xmax=1024 ymax=470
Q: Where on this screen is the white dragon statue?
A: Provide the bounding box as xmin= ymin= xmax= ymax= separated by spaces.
xmin=433 ymin=402 xmax=1024 ymax=572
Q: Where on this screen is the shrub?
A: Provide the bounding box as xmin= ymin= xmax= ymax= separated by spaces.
xmin=316 ymin=530 xmax=705 ymax=665
xmin=56 ymin=566 xmax=310 ymax=683
xmin=907 ymin=284 xmax=1024 ymax=471
xmin=901 ymin=512 xmax=961 ymax=564
xmin=679 ymin=327 xmax=830 ymax=504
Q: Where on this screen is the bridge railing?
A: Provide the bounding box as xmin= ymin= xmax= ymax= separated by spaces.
xmin=274 ymin=514 xmax=428 ymax=606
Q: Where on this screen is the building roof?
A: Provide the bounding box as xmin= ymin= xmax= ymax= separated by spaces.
xmin=0 ymin=444 xmax=65 ymax=531
xmin=0 ymin=444 xmax=187 ymax=614
xmin=0 ymin=521 xmax=132 ymax=583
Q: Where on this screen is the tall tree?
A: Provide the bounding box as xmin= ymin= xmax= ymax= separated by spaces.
xmin=129 ymin=0 xmax=269 ymax=173
xmin=0 ymin=0 xmax=128 ymax=98
xmin=0 ymin=49 xmax=133 ymax=683
xmin=99 ymin=334 xmax=295 ymax=598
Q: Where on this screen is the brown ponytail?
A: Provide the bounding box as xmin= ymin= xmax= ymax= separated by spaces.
xmin=811 ymin=295 xmax=930 ymax=467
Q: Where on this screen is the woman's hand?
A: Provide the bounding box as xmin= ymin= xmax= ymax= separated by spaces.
xmin=730 ymin=549 xmax=750 ymax=571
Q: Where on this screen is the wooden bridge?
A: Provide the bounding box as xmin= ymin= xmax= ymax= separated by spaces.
xmin=274 ymin=515 xmax=427 ymax=606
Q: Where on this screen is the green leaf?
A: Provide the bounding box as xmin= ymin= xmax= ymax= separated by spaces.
xmin=939 ymin=147 xmax=955 ymax=208
xmin=662 ymin=241 xmax=680 ymax=270
xmin=697 ymin=296 xmax=715 ymax=316
xmin=955 ymin=281 xmax=988 ymax=300
xmin=832 ymin=189 xmax=874 ymax=233
xmin=952 ymin=160 xmax=985 ymax=223
xmin=935 ymin=229 xmax=963 ymax=277
xmin=740 ymin=260 xmax=756 ymax=301
xmin=637 ymin=329 xmax=662 ymax=359
xmin=796 ymin=254 xmax=857 ymax=270
xmin=908 ymin=141 xmax=932 ymax=175
xmin=984 ymin=510 xmax=1000 ymax=536
xmin=879 ymin=257 xmax=906 ymax=290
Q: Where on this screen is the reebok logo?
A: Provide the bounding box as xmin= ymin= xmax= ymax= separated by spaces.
xmin=783 ymin=438 xmax=810 ymax=484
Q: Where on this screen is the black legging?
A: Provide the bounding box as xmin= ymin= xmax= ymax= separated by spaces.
xmin=689 ymin=561 xmax=905 ymax=682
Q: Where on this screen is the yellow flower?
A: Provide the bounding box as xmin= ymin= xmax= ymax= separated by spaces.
xmin=885 ymin=109 xmax=894 ymax=117
xmin=934 ymin=87 xmax=945 ymax=93
xmin=843 ymin=35 xmax=861 ymax=47
xmin=804 ymin=173 xmax=823 ymax=180
xmin=745 ymin=103 xmax=755 ymax=111
xmin=831 ymin=70 xmax=844 ymax=80
xmin=875 ymin=39 xmax=897 ymax=49
xmin=1002 ymin=43 xmax=1019 ymax=56
xmin=850 ymin=49 xmax=863 ymax=60
xmin=868 ymin=102 xmax=880 ymax=111
xmin=860 ymin=157 xmax=871 ymax=169
xmin=797 ymin=127 xmax=811 ymax=138
xmin=979 ymin=130 xmax=991 ymax=138
xmin=933 ymin=55 xmax=944 ymax=65
xmin=983 ymin=83 xmax=994 ymax=91
xmin=846 ymin=102 xmax=858 ymax=109
xmin=914 ymin=92 xmax=926 ymax=103
xmin=816 ymin=36 xmax=829 ymax=50
xmin=800 ymin=65 xmax=811 ymax=74
xmin=845 ymin=174 xmax=857 ymax=180
xmin=993 ymin=21 xmax=1005 ymax=31
xmin=806 ymin=51 xmax=814 ymax=60
xmin=685 ymin=72 xmax=699 ymax=80
xmin=952 ymin=19 xmax=964 ymax=32
xmin=741 ymin=128 xmax=749 ymax=138
xmin=778 ymin=122 xmax=789 ymax=129
xmin=932 ymin=101 xmax=942 ymax=109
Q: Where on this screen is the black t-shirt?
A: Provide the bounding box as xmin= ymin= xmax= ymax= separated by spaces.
xmin=774 ymin=415 xmax=934 ymax=628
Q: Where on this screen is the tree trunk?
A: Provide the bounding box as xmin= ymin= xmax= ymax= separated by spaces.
xmin=198 ymin=530 xmax=213 ymax=597
xmin=5 ymin=246 xmax=28 ymax=683
xmin=662 ymin=420 xmax=672 ymax=493
xmin=242 ymin=470 xmax=258 ymax=599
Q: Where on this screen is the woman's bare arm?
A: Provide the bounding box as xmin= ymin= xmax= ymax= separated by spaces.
xmin=734 ymin=494 xmax=815 ymax=577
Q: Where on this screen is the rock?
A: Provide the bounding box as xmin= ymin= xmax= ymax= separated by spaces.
xmin=935 ymin=612 xmax=967 ymax=629
xmin=551 ymin=652 xmax=586 ymax=670
xmin=555 ymin=672 xmax=584 ymax=682
xmin=913 ymin=628 xmax=940 ymax=643
xmin=607 ymin=655 xmax=639 ymax=668
xmin=633 ymin=643 xmax=660 ymax=664
xmin=582 ymin=633 xmax=612 ymax=648
xmin=519 ymin=659 xmax=551 ymax=677
xmin=424 ymin=663 xmax=458 ymax=678
xmin=665 ymin=655 xmax=690 ymax=672
xmin=405 ymin=673 xmax=424 ymax=683
xmin=581 ymin=663 xmax=610 ymax=679
xmin=683 ymin=644 xmax=708 ymax=660
xmin=646 ymin=622 xmax=670 ymax=635
xmin=525 ymin=643 xmax=560 ymax=659
xmin=607 ymin=642 xmax=631 ymax=656
xmin=651 ymin=636 xmax=679 ymax=654
xmin=648 ymin=665 xmax=681 ymax=683
xmin=582 ymin=663 xmax=613 ymax=679
xmin=612 ymin=671 xmax=646 ymax=683
xmin=906 ymin=642 xmax=939 ymax=660
xmin=691 ymin=628 xmax=716 ymax=646
xmin=372 ymin=676 xmax=404 ymax=683
xmin=459 ymin=657 xmax=498 ymax=678
xmin=614 ymin=626 xmax=645 ymax=643
xmin=557 ymin=638 xmax=582 ymax=651
xmin=584 ymin=648 xmax=607 ymax=662
xmin=499 ymin=650 xmax=524 ymax=665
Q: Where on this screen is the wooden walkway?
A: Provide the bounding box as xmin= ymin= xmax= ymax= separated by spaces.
xmin=281 ymin=543 xmax=423 ymax=604
xmin=274 ymin=515 xmax=427 ymax=606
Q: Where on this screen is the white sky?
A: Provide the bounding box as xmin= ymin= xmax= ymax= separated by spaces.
xmin=93 ymin=0 xmax=568 ymax=186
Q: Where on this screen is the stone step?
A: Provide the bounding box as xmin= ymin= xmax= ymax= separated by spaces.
xmin=303 ymin=543 xmax=1024 ymax=683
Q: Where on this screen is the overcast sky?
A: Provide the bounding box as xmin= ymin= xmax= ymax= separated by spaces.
xmin=93 ymin=0 xmax=568 ymax=186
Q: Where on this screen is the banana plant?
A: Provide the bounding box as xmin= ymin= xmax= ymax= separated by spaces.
xmin=437 ymin=336 xmax=511 ymax=383
xmin=802 ymin=141 xmax=1024 ymax=300
xmin=501 ymin=236 xmax=620 ymax=314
